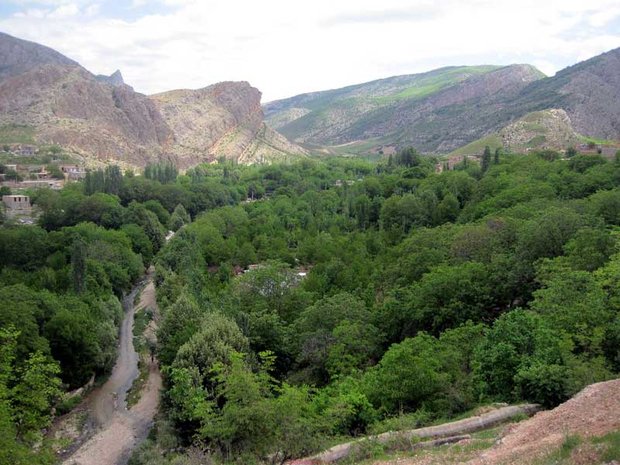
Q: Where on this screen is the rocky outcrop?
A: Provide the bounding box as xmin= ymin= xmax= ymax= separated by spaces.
xmin=499 ymin=109 xmax=580 ymax=151
xmin=0 ymin=61 xmax=170 ymax=166
xmin=151 ymin=82 xmax=306 ymax=166
xmin=96 ymin=70 xmax=126 ymax=87
xmin=0 ymin=32 xmax=304 ymax=168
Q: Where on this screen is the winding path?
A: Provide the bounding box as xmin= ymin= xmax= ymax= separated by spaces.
xmin=63 ymin=271 xmax=162 ymax=465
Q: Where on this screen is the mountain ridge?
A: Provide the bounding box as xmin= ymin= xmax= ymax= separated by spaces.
xmin=265 ymin=49 xmax=620 ymax=154
xmin=0 ymin=32 xmax=306 ymax=168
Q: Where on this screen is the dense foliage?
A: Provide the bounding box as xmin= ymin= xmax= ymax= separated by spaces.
xmin=2 ymin=149 xmax=620 ymax=465
xmin=135 ymin=151 xmax=620 ymax=464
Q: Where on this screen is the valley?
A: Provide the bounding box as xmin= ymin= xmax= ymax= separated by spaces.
xmin=0 ymin=25 xmax=620 ymax=465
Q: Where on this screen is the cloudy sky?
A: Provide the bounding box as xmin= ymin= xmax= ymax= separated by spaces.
xmin=1 ymin=0 xmax=619 ymax=102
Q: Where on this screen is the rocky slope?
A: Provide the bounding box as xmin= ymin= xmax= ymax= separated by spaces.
xmin=503 ymin=47 xmax=620 ymax=141
xmin=450 ymin=108 xmax=582 ymax=157
xmin=371 ymin=378 xmax=620 ymax=465
xmin=95 ymin=70 xmax=127 ymax=87
xmin=265 ymin=64 xmax=544 ymax=152
xmin=152 ymin=82 xmax=305 ymax=167
xmin=266 ymin=48 xmax=620 ymax=154
xmin=0 ymin=32 xmax=304 ymax=168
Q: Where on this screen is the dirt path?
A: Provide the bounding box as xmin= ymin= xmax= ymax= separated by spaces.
xmin=63 ymin=272 xmax=162 ymax=465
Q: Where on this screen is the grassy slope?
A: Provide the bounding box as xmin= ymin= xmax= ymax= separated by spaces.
xmin=268 ymin=66 xmax=501 ymax=141
xmin=0 ymin=124 xmax=36 ymax=144
xmin=446 ymin=134 xmax=504 ymax=157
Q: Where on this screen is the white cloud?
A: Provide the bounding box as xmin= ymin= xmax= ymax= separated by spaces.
xmin=1 ymin=0 xmax=619 ymax=101
xmin=48 ymin=3 xmax=79 ymax=18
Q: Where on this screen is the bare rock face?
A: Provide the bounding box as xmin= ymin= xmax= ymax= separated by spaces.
xmin=555 ymin=48 xmax=620 ymax=139
xmin=152 ymin=82 xmax=306 ymax=167
xmin=0 ymin=60 xmax=170 ymax=166
xmin=0 ymin=32 xmax=305 ymax=167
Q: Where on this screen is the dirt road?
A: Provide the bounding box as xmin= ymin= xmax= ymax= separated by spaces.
xmin=63 ymin=272 xmax=162 ymax=465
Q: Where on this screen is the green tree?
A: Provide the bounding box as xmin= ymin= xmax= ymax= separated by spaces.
xmin=473 ymin=310 xmax=570 ymax=406
xmin=71 ymin=238 xmax=87 ymax=294
xmin=481 ymin=145 xmax=491 ymax=172
xmin=169 ymin=203 xmax=190 ymax=231
xmin=363 ymin=333 xmax=449 ymax=413
xmin=104 ymin=165 xmax=123 ymax=195
xmin=494 ymin=147 xmax=501 ymax=164
xmin=12 ymin=351 xmax=61 ymax=440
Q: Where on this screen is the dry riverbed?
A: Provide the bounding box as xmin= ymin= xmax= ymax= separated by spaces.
xmin=53 ymin=270 xmax=162 ymax=465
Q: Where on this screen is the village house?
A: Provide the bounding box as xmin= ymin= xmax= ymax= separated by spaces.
xmin=18 ymin=180 xmax=63 ymax=190
xmin=2 ymin=194 xmax=31 ymax=212
xmin=60 ymin=164 xmax=86 ymax=180
xmin=9 ymin=144 xmax=37 ymax=157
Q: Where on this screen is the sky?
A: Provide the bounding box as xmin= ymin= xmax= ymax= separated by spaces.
xmin=1 ymin=0 xmax=619 ymax=102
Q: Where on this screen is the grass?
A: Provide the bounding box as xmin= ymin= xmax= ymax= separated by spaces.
xmin=593 ymin=431 xmax=620 ymax=462
xmin=448 ymin=134 xmax=503 ymax=157
xmin=579 ymin=135 xmax=619 ymax=146
xmin=533 ymin=431 xmax=620 ymax=465
xmin=126 ymin=305 xmax=154 ymax=408
xmin=527 ymin=135 xmax=547 ymax=148
xmin=346 ymin=426 xmax=505 ymax=465
xmin=0 ymin=124 xmax=35 ymax=144
xmin=0 ymin=149 xmax=78 ymax=166
xmin=372 ymin=66 xmax=501 ymax=105
xmin=55 ymin=394 xmax=83 ymax=416
xmin=126 ymin=358 xmax=149 ymax=408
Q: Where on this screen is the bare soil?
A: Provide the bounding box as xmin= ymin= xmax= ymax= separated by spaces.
xmin=373 ymin=378 xmax=620 ymax=465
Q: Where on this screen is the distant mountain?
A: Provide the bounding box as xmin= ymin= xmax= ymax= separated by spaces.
xmin=501 ymin=47 xmax=620 ymax=140
xmin=265 ymin=48 xmax=620 ymax=154
xmin=0 ymin=32 xmax=305 ymax=167
xmin=0 ymin=31 xmax=78 ymax=80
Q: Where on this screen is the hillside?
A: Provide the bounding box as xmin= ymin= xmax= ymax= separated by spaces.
xmin=372 ymin=379 xmax=620 ymax=465
xmin=449 ymin=108 xmax=582 ymax=156
xmin=264 ymin=65 xmax=501 ymax=133
xmin=152 ymin=82 xmax=306 ymax=167
xmin=264 ymin=64 xmax=544 ymax=153
xmin=265 ymin=48 xmax=620 ymax=155
xmin=0 ymin=32 xmax=305 ymax=168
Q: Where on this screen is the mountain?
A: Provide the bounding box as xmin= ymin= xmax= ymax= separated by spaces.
xmin=151 ymin=82 xmax=306 ymax=167
xmin=265 ymin=48 xmax=620 ymax=154
xmin=264 ymin=64 xmax=545 ymax=153
xmin=0 ymin=32 xmax=305 ymax=167
xmin=448 ymin=109 xmax=581 ymax=157
xmin=0 ymin=31 xmax=78 ymax=80
xmin=501 ymin=47 xmax=620 ymax=140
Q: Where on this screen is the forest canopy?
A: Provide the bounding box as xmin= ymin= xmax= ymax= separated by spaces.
xmin=1 ymin=149 xmax=620 ymax=464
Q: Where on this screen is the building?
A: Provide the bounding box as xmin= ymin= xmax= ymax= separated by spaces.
xmin=8 ymin=144 xmax=37 ymax=157
xmin=19 ymin=180 xmax=62 ymax=190
xmin=2 ymin=194 xmax=31 ymax=211
xmin=60 ymin=164 xmax=86 ymax=180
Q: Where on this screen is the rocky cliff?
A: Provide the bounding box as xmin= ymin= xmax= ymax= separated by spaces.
xmin=152 ymin=82 xmax=305 ymax=167
xmin=0 ymin=32 xmax=304 ymax=168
